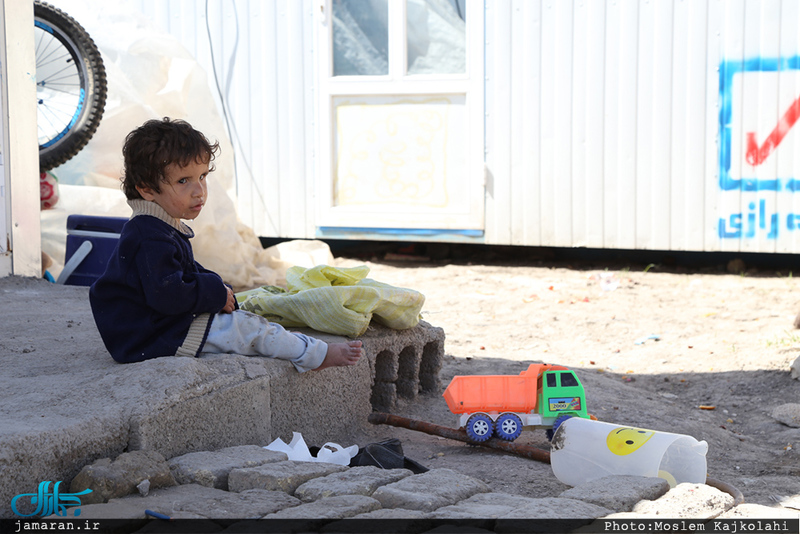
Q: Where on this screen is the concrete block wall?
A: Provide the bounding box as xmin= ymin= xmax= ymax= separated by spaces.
xmin=361 ymin=322 xmax=444 ymax=414
xmin=265 ymin=320 xmax=445 ymax=445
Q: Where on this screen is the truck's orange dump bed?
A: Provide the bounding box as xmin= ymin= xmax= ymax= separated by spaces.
xmin=443 ymin=363 xmax=560 ymax=414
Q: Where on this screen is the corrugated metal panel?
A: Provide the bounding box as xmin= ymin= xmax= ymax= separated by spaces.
xmin=133 ymin=0 xmax=313 ymax=239
xmin=488 ymin=0 xmax=800 ymax=253
xmin=51 ymin=0 xmax=800 ymax=252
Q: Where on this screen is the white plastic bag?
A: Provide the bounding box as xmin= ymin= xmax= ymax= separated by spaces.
xmin=265 ymin=432 xmax=358 ymax=466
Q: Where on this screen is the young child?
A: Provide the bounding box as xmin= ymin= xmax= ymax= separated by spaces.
xmin=89 ymin=117 xmax=362 ymax=372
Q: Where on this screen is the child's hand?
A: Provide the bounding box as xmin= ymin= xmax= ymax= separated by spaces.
xmin=222 ymin=287 xmax=236 ymax=313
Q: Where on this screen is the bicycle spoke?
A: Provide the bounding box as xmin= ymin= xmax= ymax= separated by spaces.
xmin=40 ymin=68 xmax=80 ymax=86
xmin=35 ymin=1 xmax=107 ymax=169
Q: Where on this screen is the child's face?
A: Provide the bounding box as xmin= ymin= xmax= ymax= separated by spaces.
xmin=136 ymin=158 xmax=210 ymax=220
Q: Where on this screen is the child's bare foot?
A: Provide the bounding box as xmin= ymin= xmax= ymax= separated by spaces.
xmin=315 ymin=340 xmax=362 ymax=370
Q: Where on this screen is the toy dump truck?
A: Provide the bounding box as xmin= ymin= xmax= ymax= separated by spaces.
xmin=443 ymin=363 xmax=590 ymax=442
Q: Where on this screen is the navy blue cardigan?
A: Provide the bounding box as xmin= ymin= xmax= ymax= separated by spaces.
xmin=90 ymin=200 xmax=229 ymax=363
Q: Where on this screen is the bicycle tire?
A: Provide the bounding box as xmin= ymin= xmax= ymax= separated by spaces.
xmin=35 ymin=1 xmax=107 ymax=171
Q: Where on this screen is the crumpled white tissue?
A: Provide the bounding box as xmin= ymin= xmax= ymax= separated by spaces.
xmin=264 ymin=432 xmax=358 ymax=466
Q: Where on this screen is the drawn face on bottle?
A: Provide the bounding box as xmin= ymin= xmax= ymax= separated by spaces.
xmin=606 ymin=427 xmax=654 ymax=456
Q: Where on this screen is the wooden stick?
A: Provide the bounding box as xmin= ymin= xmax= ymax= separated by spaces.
xmin=367 ymin=412 xmax=552 ymax=464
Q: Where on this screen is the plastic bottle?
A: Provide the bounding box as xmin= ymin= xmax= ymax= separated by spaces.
xmin=550 ymin=417 xmax=708 ymax=487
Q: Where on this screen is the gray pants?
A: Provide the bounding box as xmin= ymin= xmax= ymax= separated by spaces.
xmin=202 ymin=310 xmax=327 ymax=373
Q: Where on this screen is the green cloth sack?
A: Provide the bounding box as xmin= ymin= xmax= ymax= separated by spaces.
xmin=235 ymin=265 xmax=425 ymax=337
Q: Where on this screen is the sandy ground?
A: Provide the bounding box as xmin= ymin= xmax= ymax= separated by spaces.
xmin=334 ymin=248 xmax=800 ymax=511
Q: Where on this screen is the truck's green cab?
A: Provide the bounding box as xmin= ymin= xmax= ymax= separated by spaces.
xmin=538 ymin=369 xmax=589 ymax=423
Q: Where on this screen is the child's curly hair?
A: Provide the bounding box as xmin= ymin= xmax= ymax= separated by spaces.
xmin=121 ymin=117 xmax=220 ymax=200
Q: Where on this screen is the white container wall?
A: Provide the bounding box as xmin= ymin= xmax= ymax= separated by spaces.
xmin=46 ymin=0 xmax=800 ymax=253
xmin=485 ymin=0 xmax=800 ymax=253
xmin=129 ymin=0 xmax=317 ymax=240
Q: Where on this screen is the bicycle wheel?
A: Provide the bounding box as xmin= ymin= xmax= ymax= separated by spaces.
xmin=35 ymin=1 xmax=107 ymax=171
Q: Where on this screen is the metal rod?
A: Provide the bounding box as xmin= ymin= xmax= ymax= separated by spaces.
xmin=367 ymin=412 xmax=552 ymax=463
xmin=705 ymin=477 xmax=745 ymax=506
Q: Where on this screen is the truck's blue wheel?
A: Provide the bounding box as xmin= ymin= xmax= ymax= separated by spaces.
xmin=465 ymin=413 xmax=493 ymax=442
xmin=495 ymin=413 xmax=523 ymax=441
xmin=546 ymin=414 xmax=574 ymax=441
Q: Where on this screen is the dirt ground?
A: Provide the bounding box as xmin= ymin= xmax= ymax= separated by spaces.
xmin=9 ymin=244 xmax=800 ymax=513
xmin=333 ymin=246 xmax=800 ymax=510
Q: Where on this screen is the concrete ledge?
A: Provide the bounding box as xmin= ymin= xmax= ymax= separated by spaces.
xmin=129 ymin=374 xmax=272 ymax=458
xmin=0 ymin=276 xmax=445 ymax=518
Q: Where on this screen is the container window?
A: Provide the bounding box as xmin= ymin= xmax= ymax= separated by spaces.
xmin=332 ymin=0 xmax=389 ymax=76
xmin=407 ymin=0 xmax=466 ymax=75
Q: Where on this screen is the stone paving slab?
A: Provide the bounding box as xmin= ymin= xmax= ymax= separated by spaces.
xmin=430 ymin=493 xmax=613 ymax=522
xmin=71 ymin=450 xmax=176 ymax=504
xmin=351 ymin=508 xmax=431 ymax=519
xmin=174 ymin=488 xmax=301 ymax=519
xmin=228 ymin=460 xmax=348 ymax=494
xmin=294 ymin=465 xmax=413 ymax=502
xmin=41 ymin=464 xmax=762 ymax=527
xmin=168 ymin=446 xmax=288 ymax=490
xmin=369 ymin=468 xmax=492 ymax=512
xmin=51 ymin=484 xmax=232 ymax=519
xmin=558 ymin=475 xmax=670 ymax=513
xmin=495 ymin=496 xmax=613 ymax=519
xmin=265 ymin=494 xmax=382 ymax=520
xmin=428 ymin=492 xmax=547 ymax=519
xmin=32 ymin=434 xmax=749 ymax=525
